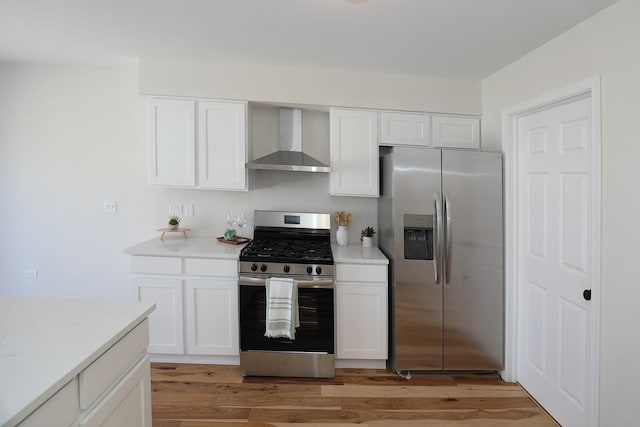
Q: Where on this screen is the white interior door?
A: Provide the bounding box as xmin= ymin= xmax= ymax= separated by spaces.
xmin=516 ymin=95 xmax=594 ymax=427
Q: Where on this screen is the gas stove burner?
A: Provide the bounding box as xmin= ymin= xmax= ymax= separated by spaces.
xmin=239 ymin=210 xmax=334 ymax=267
xmin=240 ymin=238 xmax=333 ymax=264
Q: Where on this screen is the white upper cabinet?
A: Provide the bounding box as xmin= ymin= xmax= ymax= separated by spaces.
xmin=379 ymin=112 xmax=431 ymax=146
xmin=330 ymin=108 xmax=379 ymax=197
xmin=198 ymin=101 xmax=248 ymax=191
xmin=148 ymin=98 xmax=196 ymax=186
xmin=148 ymin=97 xmax=248 ymax=191
xmin=432 ymin=115 xmax=480 ymax=149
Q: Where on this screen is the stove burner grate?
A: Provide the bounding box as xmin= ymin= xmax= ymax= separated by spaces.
xmin=240 ymin=238 xmax=333 ymax=264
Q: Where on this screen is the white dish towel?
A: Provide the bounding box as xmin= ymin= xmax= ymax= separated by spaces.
xmin=264 ymin=277 xmax=299 ymax=339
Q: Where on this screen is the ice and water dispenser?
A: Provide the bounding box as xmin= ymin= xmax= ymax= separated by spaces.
xmin=403 ymin=214 xmax=434 ymax=260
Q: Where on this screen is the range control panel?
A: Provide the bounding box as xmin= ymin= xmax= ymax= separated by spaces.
xmin=239 ymin=261 xmax=334 ymax=277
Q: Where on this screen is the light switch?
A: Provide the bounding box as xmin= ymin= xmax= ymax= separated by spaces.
xmin=24 ymin=269 xmax=38 ymax=279
xmin=104 ymin=200 xmax=117 ymax=214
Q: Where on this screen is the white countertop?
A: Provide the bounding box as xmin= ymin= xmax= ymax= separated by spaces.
xmin=124 ymin=236 xmax=246 ymax=259
xmin=124 ymin=236 xmax=388 ymax=265
xmin=0 ymin=297 xmax=154 ymax=426
xmin=332 ymin=244 xmax=389 ymax=265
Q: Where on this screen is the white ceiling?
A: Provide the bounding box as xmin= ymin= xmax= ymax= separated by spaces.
xmin=0 ymin=0 xmax=618 ymax=79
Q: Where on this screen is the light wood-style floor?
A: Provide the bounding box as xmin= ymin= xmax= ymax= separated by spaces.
xmin=151 ymin=363 xmax=557 ymax=426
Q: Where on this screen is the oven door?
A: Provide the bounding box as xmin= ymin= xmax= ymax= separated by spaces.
xmin=238 ymin=276 xmax=335 ymax=354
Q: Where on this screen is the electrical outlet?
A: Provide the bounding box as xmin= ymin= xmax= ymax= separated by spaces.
xmin=169 ymin=203 xmax=183 ymax=215
xmin=104 ymin=200 xmax=117 ymax=214
xmin=24 ymin=269 xmax=38 ymax=279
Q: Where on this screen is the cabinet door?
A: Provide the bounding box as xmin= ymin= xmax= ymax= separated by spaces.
xmin=336 ymin=282 xmax=388 ymax=360
xmin=185 ymin=279 xmax=239 ymax=355
xmin=380 ymin=112 xmax=431 ymax=146
xmin=19 ymin=378 xmax=78 ymax=427
xmin=79 ymin=320 xmax=148 ymax=410
xmin=432 ymin=115 xmax=480 ymax=149
xmin=330 ymin=109 xmax=379 ymax=197
xmin=79 ymin=356 xmax=151 ymax=427
xmin=148 ymin=98 xmax=196 ymax=186
xmin=131 ymin=278 xmax=184 ymax=354
xmin=198 ymin=101 xmax=248 ymax=191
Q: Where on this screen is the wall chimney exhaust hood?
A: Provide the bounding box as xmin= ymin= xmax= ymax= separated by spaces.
xmin=246 ymin=108 xmax=331 ymax=173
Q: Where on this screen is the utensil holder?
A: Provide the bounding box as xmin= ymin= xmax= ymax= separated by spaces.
xmin=336 ymin=226 xmax=348 ymax=246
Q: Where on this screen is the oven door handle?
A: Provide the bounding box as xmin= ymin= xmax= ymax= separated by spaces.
xmin=238 ymin=276 xmax=334 ymax=289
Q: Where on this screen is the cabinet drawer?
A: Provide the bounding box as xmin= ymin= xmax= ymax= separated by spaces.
xmin=185 ymin=258 xmax=237 ymax=277
xmin=79 ymin=319 xmax=149 ymax=409
xmin=336 ymin=264 xmax=387 ymax=283
xmin=131 ymin=256 xmax=182 ymax=275
xmin=79 ymin=356 xmax=151 ymax=427
xmin=19 ymin=378 xmax=79 ymax=427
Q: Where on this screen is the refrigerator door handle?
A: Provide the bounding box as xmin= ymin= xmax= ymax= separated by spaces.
xmin=434 ymin=193 xmax=443 ymax=284
xmin=444 ymin=195 xmax=452 ymax=284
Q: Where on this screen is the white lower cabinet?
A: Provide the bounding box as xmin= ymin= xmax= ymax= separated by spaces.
xmin=19 ymin=378 xmax=79 ymax=427
xmin=336 ymin=282 xmax=388 ymax=360
xmin=129 ymin=255 xmax=239 ymax=361
xmin=79 ymin=356 xmax=151 ymax=427
xmin=131 ymin=277 xmax=184 ymax=355
xmin=335 ymin=262 xmax=388 ymax=364
xmin=19 ymin=321 xmax=151 ymax=427
xmin=185 ymin=280 xmax=239 ymax=355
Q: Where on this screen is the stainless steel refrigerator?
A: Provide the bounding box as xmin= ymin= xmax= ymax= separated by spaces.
xmin=378 ymin=146 xmax=503 ymax=373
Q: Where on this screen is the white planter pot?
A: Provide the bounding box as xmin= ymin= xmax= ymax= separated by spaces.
xmin=362 ymin=236 xmax=373 ymax=248
xmin=336 ymin=226 xmax=349 ymax=246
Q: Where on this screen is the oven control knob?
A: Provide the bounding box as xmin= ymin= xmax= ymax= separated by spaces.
xmin=306 ymin=266 xmax=313 ymax=275
xmin=260 ymin=264 xmax=267 ymax=272
xmin=283 ymin=265 xmax=290 ymax=273
xmin=316 ymin=266 xmax=322 ymax=275
xmin=250 ymin=263 xmax=258 ymax=272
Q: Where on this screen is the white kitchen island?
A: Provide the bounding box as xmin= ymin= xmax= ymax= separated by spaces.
xmin=0 ymin=297 xmax=155 ymax=427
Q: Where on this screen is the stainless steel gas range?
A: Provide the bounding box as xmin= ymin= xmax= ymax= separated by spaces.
xmin=238 ymin=210 xmax=335 ymax=378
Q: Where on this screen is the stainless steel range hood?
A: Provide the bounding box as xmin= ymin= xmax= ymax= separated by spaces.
xmin=246 ymin=108 xmax=331 ymax=173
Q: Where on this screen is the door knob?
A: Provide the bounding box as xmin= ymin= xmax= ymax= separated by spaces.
xmin=583 ymin=289 xmax=592 ymax=301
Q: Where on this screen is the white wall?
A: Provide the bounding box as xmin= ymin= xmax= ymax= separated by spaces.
xmin=481 ymin=0 xmax=639 ymax=424
xmin=0 ymin=63 xmax=377 ymax=300
xmin=139 ymin=57 xmax=482 ymax=115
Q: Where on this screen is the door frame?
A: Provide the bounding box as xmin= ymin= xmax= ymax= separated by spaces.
xmin=501 ymin=76 xmax=602 ymax=425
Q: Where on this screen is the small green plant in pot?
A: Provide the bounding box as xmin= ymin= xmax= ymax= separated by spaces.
xmin=168 ymin=215 xmax=181 ymax=230
xmin=360 ymin=226 xmax=376 ymax=248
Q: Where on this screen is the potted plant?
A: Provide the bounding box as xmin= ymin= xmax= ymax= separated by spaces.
xmin=361 ymin=226 xmax=376 ymax=248
xmin=168 ymin=215 xmax=181 ymax=230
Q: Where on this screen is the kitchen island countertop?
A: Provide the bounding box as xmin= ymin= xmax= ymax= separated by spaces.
xmin=0 ymin=297 xmax=154 ymax=426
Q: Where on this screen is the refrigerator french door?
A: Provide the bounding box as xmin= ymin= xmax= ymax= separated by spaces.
xmin=379 ymin=146 xmax=503 ymax=372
